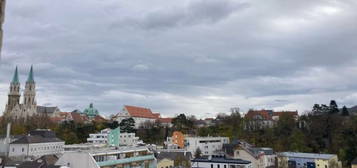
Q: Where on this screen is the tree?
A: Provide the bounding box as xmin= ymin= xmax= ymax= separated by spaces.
xmin=119 ymin=118 xmax=136 ymax=133
xmin=329 ymin=100 xmax=339 ymax=114
xmin=107 ymin=121 xmax=120 ymax=129
xmin=194 ymin=147 xmax=202 ymax=158
xmin=312 ymin=104 xmax=322 ymax=114
xmin=172 ymin=114 xmax=194 ymax=133
xmin=341 ymin=106 xmax=349 ymax=116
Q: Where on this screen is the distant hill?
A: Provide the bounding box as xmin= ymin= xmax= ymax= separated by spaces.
xmin=347 ymin=106 xmax=357 ymax=115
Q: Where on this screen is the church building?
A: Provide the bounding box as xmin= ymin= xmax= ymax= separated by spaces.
xmin=3 ymin=66 xmax=61 ymax=120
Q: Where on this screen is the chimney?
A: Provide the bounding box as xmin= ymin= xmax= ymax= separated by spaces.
xmin=6 ymin=123 xmax=11 ymax=139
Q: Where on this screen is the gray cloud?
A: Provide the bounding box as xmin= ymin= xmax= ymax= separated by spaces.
xmin=1 ymin=0 xmax=357 ymax=118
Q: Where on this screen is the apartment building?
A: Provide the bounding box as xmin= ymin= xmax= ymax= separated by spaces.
xmin=234 ymin=141 xmax=275 ymax=168
xmin=277 ymin=152 xmax=342 ymax=168
xmin=56 ymin=146 xmax=156 ymax=168
xmin=87 ymin=128 xmax=140 ymax=146
xmin=185 ymin=136 xmax=229 ymax=156
xmin=191 ymin=155 xmax=252 ymax=168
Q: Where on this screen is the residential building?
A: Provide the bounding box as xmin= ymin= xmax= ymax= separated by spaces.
xmin=8 ymin=129 xmax=64 ymax=159
xmin=157 ymin=158 xmax=174 ymax=168
xmin=222 ymin=140 xmax=240 ymax=158
xmin=191 ymin=155 xmax=252 ymax=168
xmin=234 ymin=141 xmax=275 ymax=168
xmin=272 ymin=111 xmax=299 ymax=121
xmin=56 ymin=146 xmax=157 ymax=168
xmin=170 ymin=131 xmax=185 ymax=149
xmin=120 ymin=132 xmax=140 ymax=146
xmin=245 ymin=110 xmax=298 ymax=129
xmin=166 ymin=134 xmax=229 ymax=156
xmin=156 ymin=150 xmax=192 ymax=168
xmin=114 ymin=105 xmax=160 ymax=128
xmin=157 ymin=117 xmax=173 ymax=127
xmin=87 ymin=128 xmax=140 ymax=146
xmin=3 ymin=66 xmax=62 ymax=120
xmin=277 ymin=152 xmax=342 ymax=168
xmin=184 ymin=136 xmax=229 ymax=157
xmin=87 ymin=128 xmax=111 ymax=144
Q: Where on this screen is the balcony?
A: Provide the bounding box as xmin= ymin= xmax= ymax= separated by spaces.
xmin=96 ymin=154 xmax=155 ymax=167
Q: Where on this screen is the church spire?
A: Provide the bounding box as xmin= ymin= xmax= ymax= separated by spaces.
xmin=11 ymin=66 xmax=19 ymax=84
xmin=27 ymin=65 xmax=34 ymax=83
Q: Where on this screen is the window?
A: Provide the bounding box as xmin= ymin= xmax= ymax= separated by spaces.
xmin=22 ymin=148 xmax=24 ymax=152
xmin=12 ymin=148 xmax=14 ymax=152
xmin=218 ymin=165 xmax=220 ymax=168
xmin=211 ymin=164 xmax=213 ymax=168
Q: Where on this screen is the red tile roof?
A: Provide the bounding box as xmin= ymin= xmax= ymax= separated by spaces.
xmin=153 ymin=113 xmax=161 ymax=119
xmin=124 ymin=105 xmax=159 ymax=119
xmin=50 ymin=117 xmax=63 ymax=123
xmin=245 ymin=110 xmax=272 ymax=120
xmin=273 ymin=111 xmax=298 ymax=116
xmin=158 ymin=117 xmax=172 ymax=123
xmin=70 ymin=112 xmax=89 ymax=123
xmin=93 ymin=115 xmax=107 ymax=122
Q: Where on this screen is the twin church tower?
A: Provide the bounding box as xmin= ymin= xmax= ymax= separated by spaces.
xmin=4 ymin=66 xmax=38 ymax=119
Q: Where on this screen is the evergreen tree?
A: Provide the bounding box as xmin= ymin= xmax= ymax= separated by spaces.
xmin=119 ymin=118 xmax=136 ymax=133
xmin=312 ymin=104 xmax=322 ymax=114
xmin=341 ymin=106 xmax=349 ymax=116
xmin=329 ymin=100 xmax=339 ymax=114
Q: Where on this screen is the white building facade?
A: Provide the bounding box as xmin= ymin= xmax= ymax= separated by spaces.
xmin=8 ymin=130 xmax=64 ymax=158
xmin=185 ymin=136 xmax=230 ymax=156
xmin=87 ymin=128 xmax=140 ymax=146
xmin=9 ymin=141 xmax=64 ymax=158
xmin=114 ymin=105 xmax=159 ymax=128
xmin=191 ymin=155 xmax=252 ymax=168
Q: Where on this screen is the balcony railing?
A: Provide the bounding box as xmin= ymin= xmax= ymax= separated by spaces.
xmin=96 ymin=154 xmax=155 ymax=167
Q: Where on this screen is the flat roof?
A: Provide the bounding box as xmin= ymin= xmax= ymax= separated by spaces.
xmin=65 ymin=145 xmax=149 ymax=155
xmin=192 ymin=156 xmax=251 ymax=164
xmin=279 ymin=152 xmax=336 ymax=160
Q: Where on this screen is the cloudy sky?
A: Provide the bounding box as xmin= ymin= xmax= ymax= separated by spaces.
xmin=0 ymin=0 xmax=357 ymax=118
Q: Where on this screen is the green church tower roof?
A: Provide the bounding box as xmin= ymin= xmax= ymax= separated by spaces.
xmin=11 ymin=66 xmax=20 ymax=84
xmin=83 ymin=103 xmax=99 ymax=118
xmin=27 ymin=65 xmax=35 ymax=83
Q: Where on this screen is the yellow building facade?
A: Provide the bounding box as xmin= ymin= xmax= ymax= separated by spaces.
xmin=157 ymin=158 xmax=174 ymax=168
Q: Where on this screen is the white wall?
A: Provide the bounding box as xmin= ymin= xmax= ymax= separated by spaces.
xmin=56 ymin=152 xmax=99 ymax=168
xmin=8 ymin=144 xmax=28 ymax=157
xmin=120 ymin=133 xmax=139 ymax=146
xmin=192 ymin=161 xmax=252 ymax=168
xmin=186 ymin=137 xmax=229 ymax=156
xmin=9 ymin=142 xmax=64 ymax=157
